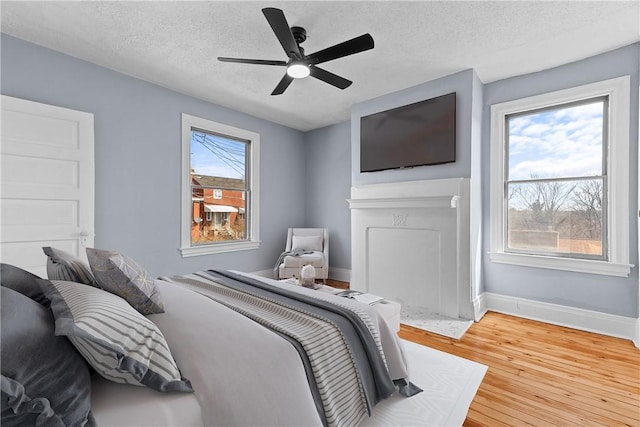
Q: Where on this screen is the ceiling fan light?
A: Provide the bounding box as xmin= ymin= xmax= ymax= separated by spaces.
xmin=287 ymin=63 xmax=310 ymax=78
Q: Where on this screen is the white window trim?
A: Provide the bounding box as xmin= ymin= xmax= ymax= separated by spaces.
xmin=180 ymin=113 xmax=260 ymax=257
xmin=489 ymin=76 xmax=632 ymax=277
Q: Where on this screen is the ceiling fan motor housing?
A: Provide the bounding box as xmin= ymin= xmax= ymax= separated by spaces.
xmin=290 ymin=26 xmax=307 ymax=45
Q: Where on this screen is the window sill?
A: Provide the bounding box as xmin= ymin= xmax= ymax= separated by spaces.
xmin=489 ymin=251 xmax=633 ymax=277
xmin=180 ymin=240 xmax=260 ymax=257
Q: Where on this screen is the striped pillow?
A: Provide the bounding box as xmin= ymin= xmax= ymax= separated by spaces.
xmin=42 ymin=247 xmax=98 ymax=287
xmin=40 ymin=280 xmax=193 ymax=393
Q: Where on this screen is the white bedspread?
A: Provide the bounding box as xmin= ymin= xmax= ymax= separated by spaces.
xmin=91 ymin=375 xmax=203 ymax=426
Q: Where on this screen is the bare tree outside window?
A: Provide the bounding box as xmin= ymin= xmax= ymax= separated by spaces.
xmin=571 ymin=179 xmax=603 ymax=240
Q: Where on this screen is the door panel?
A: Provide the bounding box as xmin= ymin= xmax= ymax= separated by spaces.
xmin=2 ymin=154 xmax=79 ymax=188
xmin=1 ymin=95 xmax=94 ymax=276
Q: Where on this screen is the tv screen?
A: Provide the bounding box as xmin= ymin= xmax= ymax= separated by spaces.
xmin=360 ymin=92 xmax=456 ymax=173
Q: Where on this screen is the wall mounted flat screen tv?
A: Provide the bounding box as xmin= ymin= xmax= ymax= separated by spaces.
xmin=360 ymin=92 xmax=456 ymax=172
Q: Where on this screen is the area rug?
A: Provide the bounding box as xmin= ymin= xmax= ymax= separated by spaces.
xmin=362 ymin=339 xmax=487 ymax=426
xmin=401 ymin=305 xmax=474 ymax=340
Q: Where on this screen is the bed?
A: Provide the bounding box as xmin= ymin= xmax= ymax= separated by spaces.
xmin=1 ymin=247 xmax=420 ymax=427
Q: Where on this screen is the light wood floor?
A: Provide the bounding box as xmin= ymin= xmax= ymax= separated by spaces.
xmin=326 ymin=280 xmax=640 ymax=426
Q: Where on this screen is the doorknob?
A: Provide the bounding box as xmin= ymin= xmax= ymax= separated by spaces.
xmin=78 ymin=230 xmax=93 ymax=247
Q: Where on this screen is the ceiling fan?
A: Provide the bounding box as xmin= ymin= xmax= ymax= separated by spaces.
xmin=218 ymin=7 xmax=374 ymax=95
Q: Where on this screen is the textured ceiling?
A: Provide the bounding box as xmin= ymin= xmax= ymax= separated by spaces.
xmin=2 ymin=1 xmax=639 ymax=131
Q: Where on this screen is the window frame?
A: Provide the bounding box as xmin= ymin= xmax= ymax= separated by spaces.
xmin=489 ymin=76 xmax=631 ymax=277
xmin=180 ymin=113 xmax=260 ymax=257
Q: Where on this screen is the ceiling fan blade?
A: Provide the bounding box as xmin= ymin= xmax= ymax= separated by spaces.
xmin=309 ymin=66 xmax=352 ymax=89
xmin=218 ymin=57 xmax=287 ymax=66
xmin=271 ymin=74 xmax=294 ymax=95
xmin=262 ymin=8 xmax=302 ymax=60
xmin=307 ymin=33 xmax=374 ymax=65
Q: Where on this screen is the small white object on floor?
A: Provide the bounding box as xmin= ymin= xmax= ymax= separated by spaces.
xmin=401 ymin=305 xmax=473 ymax=340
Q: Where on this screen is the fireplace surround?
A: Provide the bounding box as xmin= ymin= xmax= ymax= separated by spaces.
xmin=348 ymin=178 xmax=474 ymax=321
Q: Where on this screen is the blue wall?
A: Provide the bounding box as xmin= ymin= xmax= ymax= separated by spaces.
xmin=1 ymin=34 xmax=306 ymax=277
xmin=303 ymin=121 xmax=352 ymax=270
xmin=481 ymin=44 xmax=639 ymax=318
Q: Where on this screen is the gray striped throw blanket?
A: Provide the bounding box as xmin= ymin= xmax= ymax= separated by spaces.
xmin=163 ymin=270 xmax=403 ymax=427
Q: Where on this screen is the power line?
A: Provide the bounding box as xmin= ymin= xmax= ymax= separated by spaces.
xmin=192 ymin=132 xmax=246 ymax=178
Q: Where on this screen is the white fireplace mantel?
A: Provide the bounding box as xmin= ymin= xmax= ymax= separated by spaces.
xmin=349 ymin=177 xmax=467 ymax=201
xmin=347 ymin=196 xmax=458 ymax=210
xmin=348 ymin=177 xmax=474 ymax=321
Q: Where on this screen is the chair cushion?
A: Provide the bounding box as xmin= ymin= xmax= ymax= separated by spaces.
xmin=283 ymin=252 xmax=325 ymax=268
xmin=291 ymin=235 xmax=323 ymax=252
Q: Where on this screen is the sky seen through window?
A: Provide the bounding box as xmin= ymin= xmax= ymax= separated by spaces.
xmin=508 ymin=100 xmax=604 ymax=181
xmin=191 ymin=131 xmax=246 ymax=180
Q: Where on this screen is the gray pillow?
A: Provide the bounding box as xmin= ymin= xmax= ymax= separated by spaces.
xmin=0 ymin=264 xmax=49 ymax=307
xmin=42 ymin=247 xmax=98 ymax=287
xmin=86 ymin=248 xmax=164 ymax=314
xmin=40 ymin=279 xmax=192 ymax=393
xmin=0 ymin=286 xmax=94 ymax=427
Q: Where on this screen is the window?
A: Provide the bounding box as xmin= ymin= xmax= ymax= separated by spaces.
xmin=181 ymin=114 xmax=260 ymax=256
xmin=506 ymin=98 xmax=607 ymax=259
xmin=489 ymin=76 xmax=631 ymax=276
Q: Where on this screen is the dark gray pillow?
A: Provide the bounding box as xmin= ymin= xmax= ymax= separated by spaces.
xmin=0 ymin=286 xmax=94 ymax=427
xmin=0 ymin=264 xmax=49 ymax=307
xmin=86 ymin=248 xmax=164 ymax=314
xmin=42 ymin=247 xmax=98 ymax=287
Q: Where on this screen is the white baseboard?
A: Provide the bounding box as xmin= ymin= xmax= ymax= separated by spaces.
xmin=484 ymin=292 xmax=638 ymax=346
xmin=473 ymin=293 xmax=488 ymax=322
xmin=329 ymin=267 xmax=351 ymax=283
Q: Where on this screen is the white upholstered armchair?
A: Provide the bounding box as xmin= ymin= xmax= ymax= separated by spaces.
xmin=277 ymin=228 xmax=329 ymax=284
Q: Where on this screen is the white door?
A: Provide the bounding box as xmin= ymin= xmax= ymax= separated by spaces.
xmin=1 ymin=95 xmax=94 ymax=277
